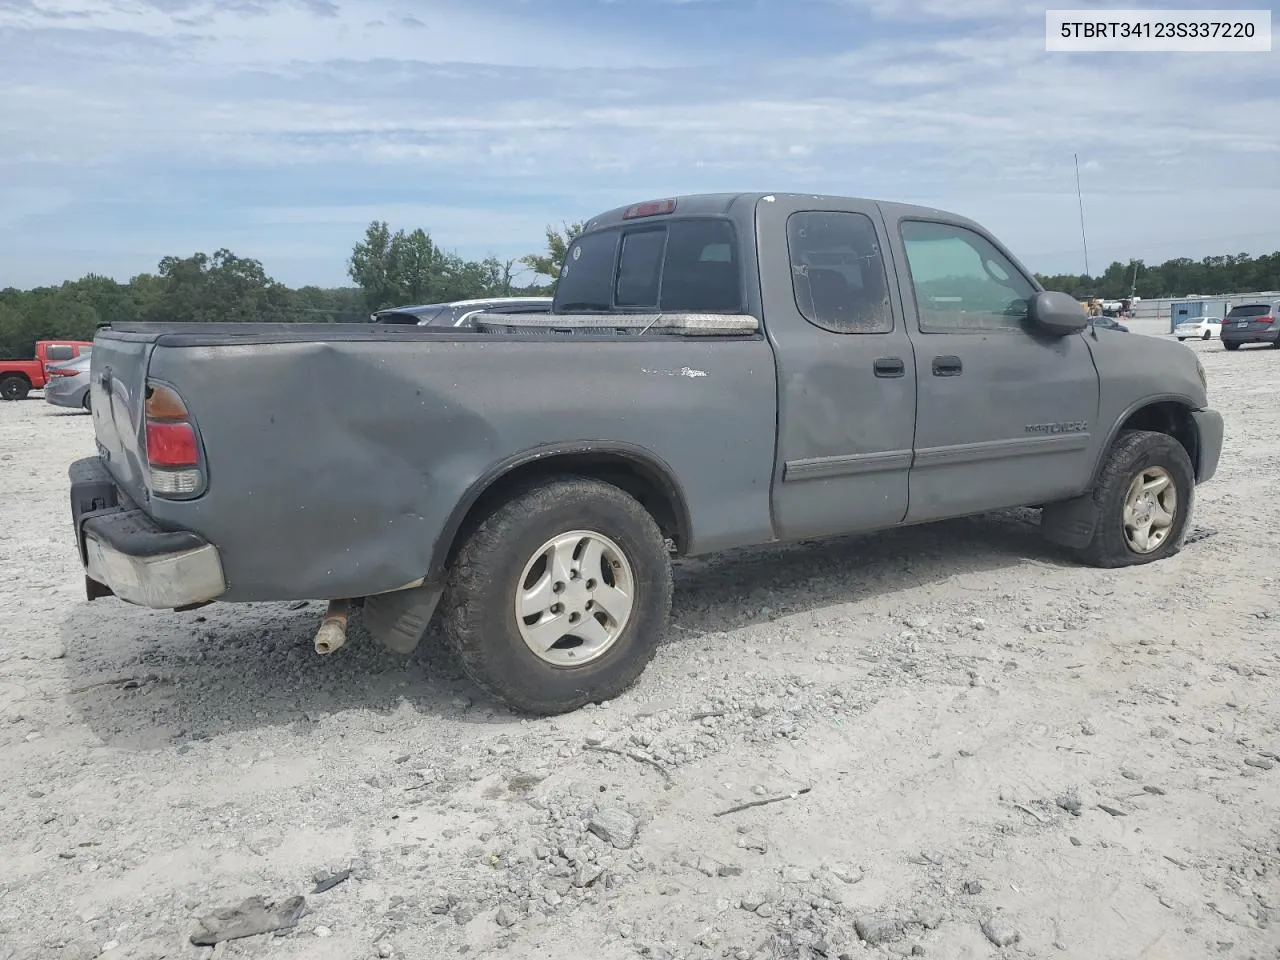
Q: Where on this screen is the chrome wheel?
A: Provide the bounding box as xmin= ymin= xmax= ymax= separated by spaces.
xmin=515 ymin=530 xmax=636 ymax=667
xmin=1123 ymin=467 xmax=1177 ymax=554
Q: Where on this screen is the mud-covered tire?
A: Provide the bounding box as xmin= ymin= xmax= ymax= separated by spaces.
xmin=442 ymin=477 xmax=673 ymax=715
xmin=1074 ymin=430 xmax=1195 ymax=569
xmin=0 ymin=376 xmax=30 ymax=401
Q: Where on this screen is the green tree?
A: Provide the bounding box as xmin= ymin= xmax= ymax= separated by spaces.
xmin=520 ymin=221 xmax=585 ymax=290
xmin=151 ymin=249 xmax=290 ymax=322
xmin=348 ymin=221 xmax=397 ymax=311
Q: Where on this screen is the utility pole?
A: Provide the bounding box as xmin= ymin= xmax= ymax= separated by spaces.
xmin=1074 ymin=153 xmax=1090 ymax=279
xmin=1130 ymin=260 xmax=1138 ymax=297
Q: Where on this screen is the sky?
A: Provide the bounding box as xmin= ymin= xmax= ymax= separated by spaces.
xmin=1 ymin=0 xmax=1278 ymax=289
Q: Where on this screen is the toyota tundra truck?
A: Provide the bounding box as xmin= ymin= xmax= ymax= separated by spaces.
xmin=68 ymin=192 xmax=1224 ymax=714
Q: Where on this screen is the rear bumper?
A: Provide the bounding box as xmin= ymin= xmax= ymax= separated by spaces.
xmin=1191 ymin=408 xmax=1224 ymax=484
xmin=69 ymin=456 xmax=226 ymax=609
xmin=45 ymin=378 xmax=88 ymax=408
xmin=1221 ymin=327 xmax=1280 ymax=344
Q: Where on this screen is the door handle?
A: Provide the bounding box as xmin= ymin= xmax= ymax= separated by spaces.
xmin=874 ymin=357 xmax=905 ymax=378
xmin=932 ymin=355 xmax=962 ymax=377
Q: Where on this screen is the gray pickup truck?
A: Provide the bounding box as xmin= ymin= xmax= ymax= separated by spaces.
xmin=70 ymin=192 xmax=1224 ymax=714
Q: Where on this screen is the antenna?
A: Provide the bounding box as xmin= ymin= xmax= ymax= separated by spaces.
xmin=1074 ymin=153 xmax=1090 ymax=278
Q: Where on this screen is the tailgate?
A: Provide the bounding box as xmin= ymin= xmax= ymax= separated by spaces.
xmin=88 ymin=330 xmax=157 ymax=505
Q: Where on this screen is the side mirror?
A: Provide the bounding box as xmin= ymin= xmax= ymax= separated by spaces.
xmin=1029 ymin=290 xmax=1089 ymax=335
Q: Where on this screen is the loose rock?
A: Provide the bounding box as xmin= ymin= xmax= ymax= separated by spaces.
xmin=980 ymin=914 xmax=1020 ymax=948
xmin=588 ymin=806 xmax=638 ymax=849
xmin=854 ymin=916 xmax=901 ymax=944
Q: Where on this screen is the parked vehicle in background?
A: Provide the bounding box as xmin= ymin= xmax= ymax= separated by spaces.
xmin=0 ymin=340 xmax=94 ymax=400
xmin=372 ymin=297 xmax=553 ymax=328
xmin=1221 ymin=301 xmax=1280 ymax=351
xmin=1174 ymin=316 xmax=1222 ymax=341
xmin=1089 ymin=315 xmax=1129 ymax=333
xmin=69 ymin=192 xmax=1224 ymax=715
xmin=43 ymin=353 xmax=94 ymax=411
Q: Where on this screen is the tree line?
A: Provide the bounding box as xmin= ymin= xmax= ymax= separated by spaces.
xmin=1 ymin=216 xmax=1276 ymax=359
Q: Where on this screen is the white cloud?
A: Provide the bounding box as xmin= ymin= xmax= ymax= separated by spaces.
xmin=0 ymin=0 xmax=1277 ymax=286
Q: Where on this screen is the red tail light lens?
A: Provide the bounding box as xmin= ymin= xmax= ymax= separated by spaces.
xmin=145 ymin=421 xmax=198 ymax=467
xmin=143 ymin=381 xmax=204 ymax=497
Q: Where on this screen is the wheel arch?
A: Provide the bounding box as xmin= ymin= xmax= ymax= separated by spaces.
xmin=428 ymin=442 xmax=692 ymax=581
xmin=1092 ymin=396 xmax=1202 ymax=486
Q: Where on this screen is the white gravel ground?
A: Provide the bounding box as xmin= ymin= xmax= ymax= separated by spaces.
xmin=1 ymin=338 xmax=1277 ymax=960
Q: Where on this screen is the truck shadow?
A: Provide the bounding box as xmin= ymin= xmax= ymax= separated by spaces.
xmin=57 ymin=507 xmax=1066 ymax=747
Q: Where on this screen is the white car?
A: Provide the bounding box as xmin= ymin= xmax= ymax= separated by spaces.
xmin=1174 ymin=316 xmax=1222 ymax=341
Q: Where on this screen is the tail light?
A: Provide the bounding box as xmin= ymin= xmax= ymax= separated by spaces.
xmin=144 ymin=381 xmax=204 ymax=497
xmin=1259 ymin=315 xmax=1275 ymax=324
xmin=47 ymin=367 xmax=79 ymax=377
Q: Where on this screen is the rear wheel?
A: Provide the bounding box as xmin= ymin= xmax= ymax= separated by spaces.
xmin=1074 ymin=430 xmax=1194 ymax=569
xmin=443 ymin=477 xmax=673 ymax=715
xmin=1202 ymin=330 xmax=1212 ymax=340
xmin=82 ymin=392 xmax=92 ymax=412
xmin=0 ymin=376 xmax=30 ymax=401
xmin=1176 ymin=337 xmax=1186 ymax=342
xmin=1224 ymin=341 xmax=1240 ymax=351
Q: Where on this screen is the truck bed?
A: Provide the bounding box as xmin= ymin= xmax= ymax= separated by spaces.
xmin=85 ymin=321 xmax=779 ymax=602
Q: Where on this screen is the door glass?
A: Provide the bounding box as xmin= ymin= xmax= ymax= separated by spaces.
xmin=786 ymin=211 xmax=892 ymax=333
xmin=899 ymin=221 xmax=1036 ymax=333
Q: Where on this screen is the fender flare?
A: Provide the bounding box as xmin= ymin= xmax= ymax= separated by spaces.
xmin=426 ymin=440 xmax=692 ymax=580
xmin=1087 ymin=393 xmax=1201 ymax=488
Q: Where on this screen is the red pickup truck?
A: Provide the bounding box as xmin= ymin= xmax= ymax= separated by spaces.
xmin=0 ymin=340 xmax=95 ymax=400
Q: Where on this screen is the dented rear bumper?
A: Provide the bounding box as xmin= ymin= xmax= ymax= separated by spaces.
xmin=69 ymin=456 xmax=226 ymax=609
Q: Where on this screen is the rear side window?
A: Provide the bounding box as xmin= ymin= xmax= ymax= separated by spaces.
xmin=46 ymin=345 xmax=74 ymax=362
xmin=1226 ymin=304 xmax=1273 ymax=318
xmin=555 ymin=218 xmax=742 ymax=314
xmin=787 ymin=211 xmax=892 ymax=334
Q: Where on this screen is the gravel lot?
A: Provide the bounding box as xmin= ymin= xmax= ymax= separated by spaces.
xmin=1 ymin=338 xmax=1278 ymax=960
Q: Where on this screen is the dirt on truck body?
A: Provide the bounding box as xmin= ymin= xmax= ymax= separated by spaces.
xmin=70 ymin=192 xmax=1223 ymax=714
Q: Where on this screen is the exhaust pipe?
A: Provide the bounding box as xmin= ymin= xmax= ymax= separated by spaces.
xmin=314 ymin=599 xmax=350 ymax=655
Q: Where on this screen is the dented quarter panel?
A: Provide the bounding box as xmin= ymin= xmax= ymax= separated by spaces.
xmin=141 ymin=334 xmax=778 ymax=602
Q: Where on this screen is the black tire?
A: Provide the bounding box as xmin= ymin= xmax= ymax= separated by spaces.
xmin=0 ymin=375 xmax=30 ymax=401
xmin=1224 ymin=341 xmax=1240 ymax=351
xmin=1202 ymin=331 xmax=1211 ymax=341
xmin=82 ymin=392 xmax=92 ymax=412
xmin=1176 ymin=337 xmax=1185 ymax=342
xmin=443 ymin=477 xmax=673 ymax=715
xmin=1074 ymin=430 xmax=1194 ymax=569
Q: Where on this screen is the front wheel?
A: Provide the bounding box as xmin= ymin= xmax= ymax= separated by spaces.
xmin=443 ymin=477 xmax=673 ymax=715
xmin=1176 ymin=337 xmax=1186 ymax=342
xmin=1074 ymin=430 xmax=1194 ymax=569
